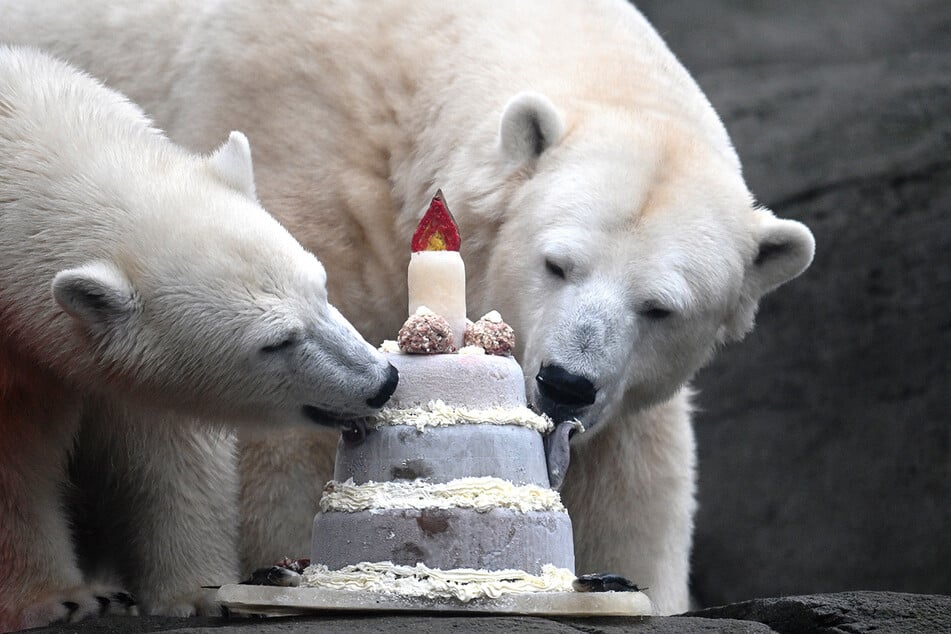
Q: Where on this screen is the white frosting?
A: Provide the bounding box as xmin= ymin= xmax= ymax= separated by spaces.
xmin=300 ymin=561 xmax=575 ymax=602
xmin=370 ymin=399 xmax=553 ymax=433
xmin=480 ymin=310 xmax=503 ymax=323
xmin=380 ymin=339 xmax=401 ymax=353
xmin=320 ymin=477 xmax=566 ymax=513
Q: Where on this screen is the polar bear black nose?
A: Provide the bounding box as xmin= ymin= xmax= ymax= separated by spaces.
xmin=367 ymin=363 xmax=399 ymax=408
xmin=536 ymin=364 xmax=597 ymax=407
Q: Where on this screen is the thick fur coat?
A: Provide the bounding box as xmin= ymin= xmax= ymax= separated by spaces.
xmin=0 ymin=46 xmax=395 ymax=630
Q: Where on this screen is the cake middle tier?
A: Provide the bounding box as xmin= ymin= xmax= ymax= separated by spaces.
xmin=335 ymin=422 xmax=551 ymax=486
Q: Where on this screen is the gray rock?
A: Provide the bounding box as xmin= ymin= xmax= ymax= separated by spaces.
xmin=636 ymin=1 xmax=951 ymax=73
xmin=23 ymin=592 xmax=950 ymax=632
xmin=21 ymin=613 xmax=772 ymax=633
xmin=689 ymin=591 xmax=951 ymax=634
xmin=553 ymin=616 xmax=773 ymax=633
xmin=637 ymin=0 xmax=951 ymax=607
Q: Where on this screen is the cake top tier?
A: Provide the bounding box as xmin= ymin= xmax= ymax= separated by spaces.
xmin=382 ymin=350 xmax=526 ymax=410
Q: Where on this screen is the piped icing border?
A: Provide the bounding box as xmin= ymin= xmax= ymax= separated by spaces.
xmin=370 ymin=399 xmax=554 ymax=434
xmin=300 ymin=561 xmax=575 ymax=602
xmin=319 ymin=477 xmax=566 ymax=513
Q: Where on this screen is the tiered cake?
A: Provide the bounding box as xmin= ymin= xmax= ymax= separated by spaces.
xmin=303 ymin=191 xmax=575 ymax=600
xmin=215 ymin=190 xmax=650 ymax=615
xmin=306 ymin=348 xmax=575 ymax=597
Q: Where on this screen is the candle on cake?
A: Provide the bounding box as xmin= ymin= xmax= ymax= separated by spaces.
xmin=408 ymin=190 xmax=467 ymax=348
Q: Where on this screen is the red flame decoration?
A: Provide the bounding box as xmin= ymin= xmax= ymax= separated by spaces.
xmin=411 ymin=189 xmax=460 ymax=252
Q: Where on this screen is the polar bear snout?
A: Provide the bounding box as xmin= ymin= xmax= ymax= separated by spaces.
xmin=536 ymin=364 xmax=597 ymax=406
xmin=296 ymin=349 xmax=398 ymax=423
xmin=535 ymin=363 xmax=597 ymax=423
xmin=366 ymin=363 xmax=399 ymax=408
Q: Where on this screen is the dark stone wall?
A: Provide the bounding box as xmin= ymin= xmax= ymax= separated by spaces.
xmin=635 ymin=0 xmax=951 ymax=608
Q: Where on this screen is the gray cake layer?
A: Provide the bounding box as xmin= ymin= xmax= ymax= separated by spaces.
xmin=313 ymin=350 xmax=575 ymax=577
xmin=385 ymin=352 xmax=526 ymax=408
xmin=312 ymin=507 xmax=574 ymax=574
xmin=335 ymin=424 xmax=550 ymax=486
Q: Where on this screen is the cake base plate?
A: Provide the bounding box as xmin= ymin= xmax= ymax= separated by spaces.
xmin=216 ymin=584 xmax=652 ymax=617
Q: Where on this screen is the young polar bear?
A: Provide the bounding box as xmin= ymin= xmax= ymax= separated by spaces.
xmin=0 ymin=1 xmax=815 ymax=614
xmin=0 ymin=46 xmax=398 ymax=631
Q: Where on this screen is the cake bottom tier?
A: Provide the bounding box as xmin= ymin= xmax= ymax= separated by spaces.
xmin=312 ymin=507 xmax=574 ymax=575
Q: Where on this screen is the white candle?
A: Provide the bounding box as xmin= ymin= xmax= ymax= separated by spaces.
xmin=408 ymin=250 xmax=467 ymax=348
xmin=407 ymin=190 xmax=468 ymax=349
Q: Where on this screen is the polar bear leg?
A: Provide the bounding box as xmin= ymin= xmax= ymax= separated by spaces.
xmin=238 ymin=427 xmax=338 ymax=575
xmin=0 ymin=373 xmax=136 ymax=629
xmin=562 ymin=389 xmax=696 ymax=615
xmin=72 ymin=404 xmax=240 ymax=616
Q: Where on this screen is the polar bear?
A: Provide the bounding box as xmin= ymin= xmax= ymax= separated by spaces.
xmin=0 ymin=0 xmax=815 ymax=615
xmin=0 ymin=46 xmax=398 ymax=631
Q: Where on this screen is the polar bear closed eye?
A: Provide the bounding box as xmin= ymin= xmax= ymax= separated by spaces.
xmin=0 ymin=46 xmax=396 ymax=630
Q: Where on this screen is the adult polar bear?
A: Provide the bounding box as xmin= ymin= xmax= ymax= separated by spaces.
xmin=0 ymin=0 xmax=815 ymax=614
xmin=0 ymin=46 xmax=397 ymax=630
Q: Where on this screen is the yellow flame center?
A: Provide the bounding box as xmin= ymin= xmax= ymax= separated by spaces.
xmin=426 ymin=233 xmax=447 ymax=251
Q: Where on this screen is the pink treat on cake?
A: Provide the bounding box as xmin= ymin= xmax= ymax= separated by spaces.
xmin=464 ymin=311 xmax=515 ymax=356
xmin=398 ymin=307 xmax=457 ymax=354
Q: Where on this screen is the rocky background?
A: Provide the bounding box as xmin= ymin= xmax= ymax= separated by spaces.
xmin=635 ymin=0 xmax=951 ymax=609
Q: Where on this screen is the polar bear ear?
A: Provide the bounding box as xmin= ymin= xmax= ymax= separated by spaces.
xmin=749 ymin=216 xmax=816 ymax=295
xmin=724 ymin=213 xmax=816 ymax=342
xmin=209 ymin=130 xmax=257 ymax=199
xmin=52 ymin=262 xmax=138 ymax=329
xmin=499 ymin=91 xmax=564 ymax=165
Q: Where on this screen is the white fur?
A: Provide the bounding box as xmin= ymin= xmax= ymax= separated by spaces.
xmin=210 ymin=131 xmax=257 ymax=199
xmin=0 ymin=1 xmax=815 ymax=615
xmin=0 ymin=46 xmax=393 ymax=630
xmin=499 ymin=92 xmax=564 ymax=165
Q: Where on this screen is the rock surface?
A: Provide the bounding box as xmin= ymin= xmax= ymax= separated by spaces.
xmin=20 ymin=615 xmax=770 ymax=633
xmin=690 ymin=591 xmax=951 ymax=634
xmin=22 ymin=593 xmax=949 ymax=633
xmin=636 ymin=0 xmax=951 ymax=608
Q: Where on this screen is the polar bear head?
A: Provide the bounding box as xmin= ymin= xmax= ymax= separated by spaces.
xmin=51 ymin=132 xmax=397 ymax=426
xmin=485 ymin=93 xmax=815 ymax=435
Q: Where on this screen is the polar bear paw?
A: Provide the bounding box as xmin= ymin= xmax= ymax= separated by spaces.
xmin=15 ymin=584 xmax=137 ymax=629
xmin=144 ymin=586 xmax=221 ymax=618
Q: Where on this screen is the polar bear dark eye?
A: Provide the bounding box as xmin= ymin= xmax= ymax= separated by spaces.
xmin=545 ymin=259 xmax=566 ymax=280
xmin=260 ymin=338 xmax=295 ymax=354
xmin=639 ymin=305 xmax=673 ymax=320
